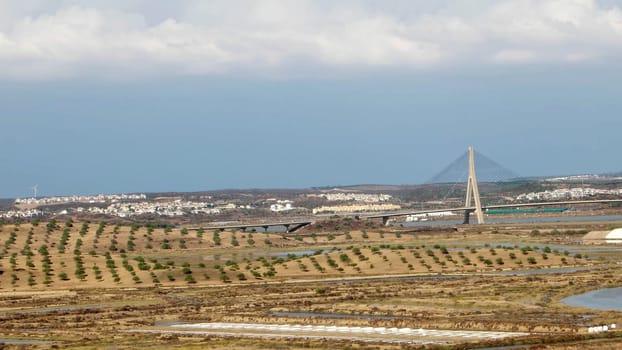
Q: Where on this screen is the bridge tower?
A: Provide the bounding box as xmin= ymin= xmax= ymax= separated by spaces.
xmin=465 ymin=146 xmax=485 ymax=224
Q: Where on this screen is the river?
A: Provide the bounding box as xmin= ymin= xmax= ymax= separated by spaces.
xmin=397 ymin=215 xmax=622 ymax=227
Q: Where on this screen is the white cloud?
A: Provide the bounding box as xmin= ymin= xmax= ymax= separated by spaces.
xmin=565 ymin=52 xmax=596 ymax=62
xmin=0 ymin=0 xmax=621 ymax=80
xmin=492 ymin=49 xmax=536 ymax=63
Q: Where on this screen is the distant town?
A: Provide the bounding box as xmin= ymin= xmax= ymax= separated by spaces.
xmin=3 ymin=174 xmax=622 ymax=221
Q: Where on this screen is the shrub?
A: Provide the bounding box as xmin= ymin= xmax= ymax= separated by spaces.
xmin=185 ymin=274 xmax=196 ymax=283
xmin=213 ymin=231 xmax=221 ymax=245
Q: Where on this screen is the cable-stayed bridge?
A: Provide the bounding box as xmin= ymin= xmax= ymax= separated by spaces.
xmin=362 ymin=199 xmax=622 ymax=226
xmin=426 ymin=148 xmax=519 ymax=184
xmin=200 ymin=146 xmax=622 ymax=231
xmin=364 ymin=146 xmax=622 ymax=225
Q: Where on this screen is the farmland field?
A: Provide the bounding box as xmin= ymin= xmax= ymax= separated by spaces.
xmin=0 ymin=219 xmax=621 ymax=349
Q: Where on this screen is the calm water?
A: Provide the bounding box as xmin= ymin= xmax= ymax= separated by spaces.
xmin=267 ymin=249 xmax=327 ymax=258
xmin=474 ymin=242 xmax=622 ymax=255
xmin=398 ymin=215 xmax=622 ymax=227
xmin=490 ymin=266 xmax=602 ymax=276
xmin=562 ymin=287 xmax=622 ymax=310
xmin=0 ymin=339 xmax=53 ymax=344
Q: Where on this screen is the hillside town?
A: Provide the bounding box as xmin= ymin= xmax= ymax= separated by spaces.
xmin=2 ymin=185 xmax=621 ymax=220
xmin=516 ymin=187 xmax=622 ymax=201
xmin=15 ymin=193 xmax=147 ymax=206
xmin=308 ymin=192 xmax=392 ymax=202
xmin=312 ymin=203 xmax=401 ymax=214
xmin=5 ymin=196 xmax=239 ymax=219
xmin=0 ymin=208 xmax=44 ymax=219
xmin=72 ymin=200 xmax=224 ymax=217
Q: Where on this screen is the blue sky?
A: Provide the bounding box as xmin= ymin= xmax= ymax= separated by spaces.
xmin=2 ymin=1 xmax=622 ymax=198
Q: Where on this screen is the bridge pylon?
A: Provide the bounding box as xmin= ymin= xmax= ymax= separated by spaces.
xmin=465 ymin=146 xmax=485 ymax=224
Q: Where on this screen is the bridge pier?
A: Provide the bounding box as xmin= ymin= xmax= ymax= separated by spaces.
xmin=382 ymin=216 xmax=390 ymax=226
xmin=463 ymin=209 xmax=481 ymax=224
xmin=289 ymin=222 xmax=311 ymax=232
xmin=262 ymin=226 xmax=269 ymax=232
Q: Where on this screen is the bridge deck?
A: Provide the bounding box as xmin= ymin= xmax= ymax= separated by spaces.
xmin=189 ymin=220 xmax=313 ymax=232
xmin=362 ymin=199 xmax=622 ymax=219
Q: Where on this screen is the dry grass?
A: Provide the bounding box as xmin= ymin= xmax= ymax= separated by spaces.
xmin=0 ymin=220 xmax=620 ymax=349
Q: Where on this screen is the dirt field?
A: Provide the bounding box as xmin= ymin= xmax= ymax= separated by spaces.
xmin=0 ymin=219 xmax=621 ymax=349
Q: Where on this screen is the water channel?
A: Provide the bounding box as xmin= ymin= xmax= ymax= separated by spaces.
xmin=0 ymin=339 xmax=54 ymax=345
xmin=561 ymin=287 xmax=622 ymax=311
xmin=398 ymin=215 xmax=622 ymax=227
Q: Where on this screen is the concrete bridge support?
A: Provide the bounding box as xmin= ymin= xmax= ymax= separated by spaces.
xmin=465 ymin=146 xmax=485 ymax=224
xmin=286 ymin=222 xmax=311 ymax=233
xmin=382 ymin=216 xmax=390 ymax=226
xmin=463 ymin=209 xmax=475 ymax=224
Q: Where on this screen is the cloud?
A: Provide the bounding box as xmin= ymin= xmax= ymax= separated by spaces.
xmin=0 ymin=0 xmax=622 ymax=80
xmin=492 ymin=49 xmax=536 ymax=63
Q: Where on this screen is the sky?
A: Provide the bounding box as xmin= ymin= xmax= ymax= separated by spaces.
xmin=1 ymin=0 xmax=622 ymax=198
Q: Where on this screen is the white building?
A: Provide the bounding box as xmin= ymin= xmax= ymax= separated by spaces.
xmin=270 ymin=200 xmax=293 ymax=212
